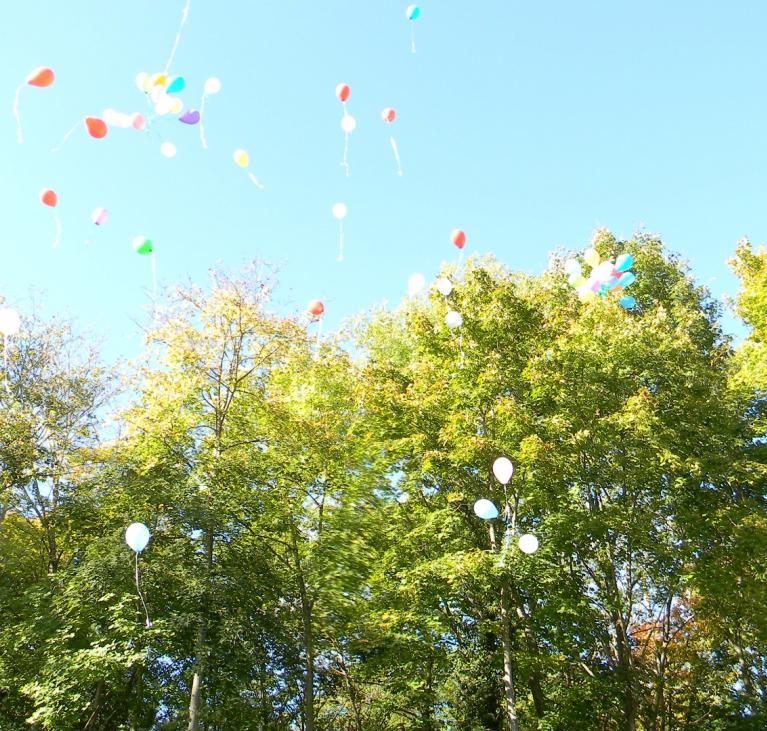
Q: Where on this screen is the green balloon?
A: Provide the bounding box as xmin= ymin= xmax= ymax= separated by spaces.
xmin=133 ymin=236 xmax=153 ymax=255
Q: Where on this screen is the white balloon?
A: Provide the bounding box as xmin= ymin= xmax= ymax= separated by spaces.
xmin=155 ymin=94 xmax=174 ymax=116
xmin=564 ymin=259 xmax=581 ymax=277
xmin=445 ymin=310 xmax=463 ymax=329
xmin=160 ymin=141 xmax=177 ymax=158
xmin=332 ymin=202 xmax=348 ymax=220
xmin=135 ymin=72 xmax=149 ymax=92
xmin=408 ymin=273 xmax=426 ymax=296
xmin=584 ymin=247 xmax=600 ymax=268
xmin=595 ymin=260 xmax=615 ymax=282
xmin=341 ymin=114 xmax=357 ymax=134
xmin=149 ymin=86 xmax=166 ymax=104
xmin=102 ymin=108 xmax=122 ymax=126
xmin=473 ymin=499 xmax=499 ymax=520
xmin=492 ymin=457 xmax=514 ymax=485
xmin=204 ymin=77 xmax=222 ymax=95
xmin=518 ymin=533 xmax=539 ymax=554
xmin=435 ymin=277 xmax=453 ymax=296
xmin=0 ymin=308 xmax=21 ymax=337
xmin=125 ymin=522 xmax=151 ymax=553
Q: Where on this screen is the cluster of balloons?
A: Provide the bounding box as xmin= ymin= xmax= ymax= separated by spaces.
xmin=472 ymin=457 xmax=540 ymax=555
xmin=565 ymin=250 xmax=638 ymax=309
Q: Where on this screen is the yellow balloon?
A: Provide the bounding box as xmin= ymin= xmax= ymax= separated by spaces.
xmin=169 ymin=97 xmax=183 ymax=114
xmin=584 ymin=248 xmax=600 ymax=268
xmin=150 ymin=73 xmax=168 ymax=88
xmin=233 ymin=149 xmax=249 ymax=168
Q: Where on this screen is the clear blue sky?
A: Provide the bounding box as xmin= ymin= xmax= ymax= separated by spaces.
xmin=1 ymin=0 xmax=762 ymax=362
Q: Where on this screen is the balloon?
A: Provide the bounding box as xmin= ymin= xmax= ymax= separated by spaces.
xmin=167 ymin=76 xmax=185 ymax=94
xmin=102 ymin=108 xmax=122 ymax=126
xmin=564 ymin=259 xmax=581 ymax=277
xmin=620 ymin=296 xmax=637 ymax=310
xmin=169 ymin=98 xmax=183 ymax=115
xmin=332 ymin=202 xmax=347 ymax=220
xmin=577 ymin=286 xmax=597 ymax=303
xmin=473 ymin=499 xmax=499 ymax=520
xmin=179 ymin=109 xmax=200 ymax=125
xmin=125 ymin=522 xmax=150 ymax=553
xmin=406 ymin=4 xmax=421 ymax=20
xmin=615 ymin=253 xmax=634 ymax=272
xmin=39 ymin=189 xmax=57 ymax=207
xmin=150 ymin=73 xmax=168 ymax=88
xmin=135 ymin=71 xmax=149 ymax=92
xmin=155 ymin=95 xmax=174 ymax=115
xmin=233 ymin=149 xmax=249 ymax=167
xmin=91 ymin=208 xmax=109 ymax=226
xmin=492 ymin=457 xmax=514 ymax=485
xmin=445 ymin=310 xmax=463 ymax=329
xmin=451 ymin=229 xmax=466 ymax=250
xmin=160 ymin=141 xmax=177 ymax=158
xmin=569 ymin=273 xmax=587 ymax=287
xmin=307 ymin=300 xmax=325 ymax=317
xmin=0 ymin=308 xmax=21 ymax=336
xmin=435 ymin=277 xmax=453 ymax=296
xmin=85 ymin=117 xmax=108 ymax=139
xmin=618 ymin=272 xmax=636 ymax=288
xmin=204 ymin=77 xmax=222 ymax=95
xmin=382 ymin=107 xmax=396 ymax=123
xmin=133 ymin=236 xmax=153 ymax=255
xmin=583 ymin=248 xmax=600 ymax=268
xmin=594 ymin=260 xmax=614 ymax=282
xmin=149 ymin=86 xmax=165 ymax=104
xmin=341 ymin=114 xmax=357 ymax=133
xmin=518 ymin=533 xmax=539 ymax=554
xmin=335 ymin=83 xmax=351 ymax=103
xmin=27 ymin=67 xmax=54 ymax=87
xmin=131 ymin=113 xmax=146 ymax=130
xmin=408 ymin=273 xmax=426 ymax=296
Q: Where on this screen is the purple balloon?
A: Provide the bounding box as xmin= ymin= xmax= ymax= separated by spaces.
xmin=179 ymin=110 xmax=201 ymax=125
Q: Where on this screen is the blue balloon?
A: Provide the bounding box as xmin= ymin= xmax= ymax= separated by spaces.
xmin=167 ymin=76 xmax=186 ymax=94
xmin=473 ymin=499 xmax=499 ymax=520
xmin=620 ymin=296 xmax=637 ymax=310
xmin=615 ymin=254 xmax=634 ymax=272
xmin=619 ymin=271 xmax=636 ymax=288
xmin=406 ymin=4 xmax=421 ymax=20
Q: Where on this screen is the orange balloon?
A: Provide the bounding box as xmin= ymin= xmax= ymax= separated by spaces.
xmin=27 ymin=67 xmax=55 ymax=88
xmin=451 ymin=229 xmax=466 ymax=249
xmin=84 ymin=117 xmax=108 ymax=139
xmin=307 ymin=300 xmax=325 ymax=317
xmin=381 ymin=107 xmax=396 ymax=123
xmin=335 ymin=83 xmax=350 ymax=103
xmin=39 ymin=189 xmax=57 ymax=207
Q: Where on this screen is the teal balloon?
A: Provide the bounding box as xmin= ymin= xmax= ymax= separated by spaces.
xmin=167 ymin=76 xmax=186 ymax=94
xmin=618 ymin=271 xmax=636 ymax=288
xmin=473 ymin=499 xmax=499 ymax=521
xmin=615 ymin=253 xmax=634 ymax=272
xmin=620 ymin=296 xmax=637 ymax=310
xmin=406 ymin=4 xmax=421 ymax=20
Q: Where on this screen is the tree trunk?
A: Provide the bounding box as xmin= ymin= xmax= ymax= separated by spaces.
xmin=291 ymin=523 xmax=315 ymax=731
xmin=188 ymin=529 xmax=214 ymax=731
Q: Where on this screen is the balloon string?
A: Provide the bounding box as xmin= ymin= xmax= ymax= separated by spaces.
xmin=164 ymin=0 xmax=192 ymax=75
xmin=151 ymin=252 xmax=157 ymax=299
xmin=247 ymin=171 xmax=265 ymax=189
xmin=390 ymin=136 xmax=403 ymax=176
xmin=315 ymin=317 xmax=322 ymax=356
xmin=51 ymin=120 xmax=80 ymax=153
xmin=337 ymin=221 xmax=344 ymax=262
xmin=199 ymin=93 xmax=209 ymax=149
xmin=13 ymin=85 xmax=23 ymax=144
xmin=135 ymin=553 xmax=152 ymax=629
xmin=342 ymin=133 xmax=350 ymax=177
xmin=53 ymin=214 xmax=61 ymax=248
xmin=3 ymin=334 xmax=8 ymax=373
xmin=411 ymin=24 xmax=416 ymax=54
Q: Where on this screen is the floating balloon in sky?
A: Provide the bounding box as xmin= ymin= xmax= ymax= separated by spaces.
xmin=161 ymin=141 xmax=177 ymax=158
xmin=0 ymin=308 xmax=21 ymax=337
xmin=179 ymin=109 xmax=200 ymax=125
xmin=620 ymin=295 xmax=637 ymax=310
xmin=332 ymin=203 xmax=348 ymax=262
xmin=583 ymin=248 xmax=600 ymax=268
xmin=85 ymin=117 xmax=108 ymax=139
xmin=492 ymin=457 xmax=514 ymax=485
xmin=408 ymin=273 xmax=426 ymax=296
xmin=406 ymin=5 xmax=421 ymax=53
xmin=199 ymin=77 xmax=221 ymax=149
xmin=233 ymin=148 xmax=264 ymax=188
xmin=518 ymin=533 xmax=539 ymax=554
xmin=474 ymin=499 xmax=499 ymax=520
xmin=13 ymin=67 xmax=55 ymax=143
xmin=445 ymin=310 xmax=463 ymax=329
xmin=335 ymin=83 xmax=351 ymax=103
xmin=435 ymin=277 xmax=453 ymax=296
xmin=307 ymin=300 xmax=325 ymax=317
xmin=131 ymin=113 xmax=146 ymax=131
xmin=382 ymin=107 xmax=403 ymax=176
xmin=39 ymin=189 xmax=61 ymax=247
xmin=91 ymin=208 xmax=109 ymax=226
xmin=126 ymin=523 xmax=151 ymax=553
xmin=341 ymin=114 xmax=357 ymax=134
xmin=615 ymin=253 xmax=634 ymax=272
xmin=336 ymin=83 xmax=353 ymax=176
xmin=167 ymin=76 xmax=185 ymax=94
xmin=136 ymin=72 xmax=150 ymax=92
xmin=133 ymin=236 xmax=153 ymax=255
xmin=451 ymin=229 xmax=466 ymax=250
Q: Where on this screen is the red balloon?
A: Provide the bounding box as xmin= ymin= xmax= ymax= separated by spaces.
xmin=84 ymin=117 xmax=108 ymax=139
xmin=335 ymin=83 xmax=350 ymax=103
xmin=39 ymin=189 xmax=57 ymax=207
xmin=451 ymin=229 xmax=466 ymax=250
xmin=381 ymin=107 xmax=396 ymax=123
xmin=307 ymin=300 xmax=325 ymax=317
xmin=27 ymin=67 xmax=55 ymax=88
